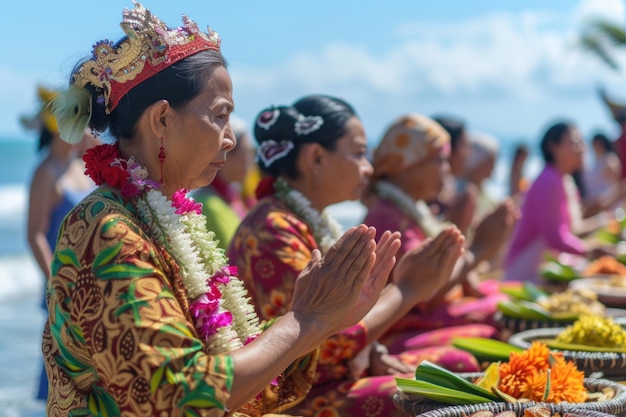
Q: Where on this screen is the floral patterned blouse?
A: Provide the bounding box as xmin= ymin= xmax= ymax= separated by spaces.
xmin=228 ymin=196 xmax=368 ymax=385
xmin=43 ymin=189 xmax=316 ymax=417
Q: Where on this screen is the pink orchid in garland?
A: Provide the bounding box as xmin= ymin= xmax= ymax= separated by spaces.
xmin=120 ymin=160 xmax=160 ymax=197
xmin=190 ymin=286 xmax=233 ymax=338
xmin=188 ymin=266 xmax=241 ymax=340
xmin=171 ymin=188 xmax=203 ymax=215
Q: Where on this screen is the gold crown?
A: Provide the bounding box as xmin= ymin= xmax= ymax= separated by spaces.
xmin=74 ymin=1 xmax=221 ymax=113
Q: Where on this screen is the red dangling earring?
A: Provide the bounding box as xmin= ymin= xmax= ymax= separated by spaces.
xmin=158 ymin=136 xmax=166 ymax=184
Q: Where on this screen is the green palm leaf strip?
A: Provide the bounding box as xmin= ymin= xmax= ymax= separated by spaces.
xmin=540 ymin=256 xmax=579 ymax=282
xmin=404 ymin=360 xmax=499 ymax=403
xmin=497 ymin=300 xmax=553 ymax=321
xmin=395 ymin=378 xmax=496 ymax=405
xmin=500 ymin=282 xmax=548 ymax=302
xmin=542 ymin=338 xmax=626 ymax=353
xmin=451 ymin=337 xmax=523 ymax=362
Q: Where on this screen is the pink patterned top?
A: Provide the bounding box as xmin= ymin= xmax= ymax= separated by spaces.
xmin=505 ymin=165 xmax=586 ymax=283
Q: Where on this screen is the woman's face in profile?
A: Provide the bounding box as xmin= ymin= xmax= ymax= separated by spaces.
xmin=449 ymin=131 xmax=470 ymax=176
xmin=166 ymin=65 xmax=236 ymax=190
xmin=557 ymin=127 xmax=585 ymax=173
xmin=398 ymin=148 xmax=450 ymax=201
xmin=318 ymin=117 xmax=373 ymax=204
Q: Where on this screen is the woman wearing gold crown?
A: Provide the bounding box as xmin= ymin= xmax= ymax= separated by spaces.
xmin=42 ymin=3 xmax=427 ymax=416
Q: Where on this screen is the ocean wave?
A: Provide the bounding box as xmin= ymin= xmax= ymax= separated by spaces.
xmin=0 ymin=254 xmax=42 ymax=302
xmin=0 ymin=184 xmax=27 ymax=218
xmin=0 ymin=184 xmax=29 ymax=256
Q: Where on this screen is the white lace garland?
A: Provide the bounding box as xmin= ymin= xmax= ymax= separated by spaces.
xmin=274 ymin=178 xmax=343 ymax=253
xmin=374 ymin=180 xmax=447 ymax=238
xmin=136 ymin=189 xmax=260 ymax=354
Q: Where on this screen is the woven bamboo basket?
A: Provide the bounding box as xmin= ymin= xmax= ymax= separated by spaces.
xmin=508 ymin=328 xmax=626 ymax=379
xmin=393 ymin=378 xmax=626 ymax=417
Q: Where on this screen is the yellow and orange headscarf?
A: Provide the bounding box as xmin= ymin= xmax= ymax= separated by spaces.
xmin=372 ymin=113 xmax=450 ymax=180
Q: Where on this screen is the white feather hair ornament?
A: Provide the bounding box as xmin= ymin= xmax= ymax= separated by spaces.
xmin=49 ymin=84 xmax=92 ymax=145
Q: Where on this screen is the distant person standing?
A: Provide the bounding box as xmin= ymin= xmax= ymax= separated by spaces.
xmin=21 ymin=86 xmax=98 ymax=401
xmin=432 ymin=115 xmax=476 ymax=233
xmin=584 ymin=132 xmax=624 ymax=211
xmin=508 ymin=143 xmax=529 ymax=202
xmin=461 ymin=131 xmax=500 ymax=220
xmin=599 ymin=88 xmax=626 ymax=179
xmin=505 ymin=121 xmax=612 ymax=283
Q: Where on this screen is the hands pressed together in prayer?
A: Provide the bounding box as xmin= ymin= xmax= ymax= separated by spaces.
xmin=392 ymin=225 xmax=466 ymax=303
xmin=470 ymin=198 xmax=519 ymax=265
xmin=288 ymin=224 xmax=466 ymax=365
xmin=290 ymin=225 xmax=399 ymax=344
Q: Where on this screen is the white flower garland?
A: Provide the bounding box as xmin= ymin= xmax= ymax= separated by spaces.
xmin=274 ymin=178 xmax=343 ymax=253
xmin=136 ymin=189 xmax=260 ymax=354
xmin=374 ymin=180 xmax=447 ymax=238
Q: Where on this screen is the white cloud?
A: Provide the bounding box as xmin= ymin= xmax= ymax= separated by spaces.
xmin=3 ymin=0 xmax=626 ymax=140
xmin=235 ymin=8 xmax=625 ymax=103
xmin=229 ymin=0 xmax=626 ymax=140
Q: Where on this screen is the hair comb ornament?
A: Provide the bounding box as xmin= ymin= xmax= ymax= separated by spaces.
xmin=257 ymin=139 xmax=294 ymax=167
xmin=51 ymin=1 xmax=221 ymax=144
xmin=294 ymin=114 xmax=323 ymax=135
xmin=256 ymin=109 xmax=280 ymax=130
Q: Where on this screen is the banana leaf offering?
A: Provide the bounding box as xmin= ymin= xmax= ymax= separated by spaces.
xmin=496 ymin=300 xmax=579 ymax=323
xmin=397 ymin=342 xmax=590 ymax=406
xmin=496 ymin=282 xmax=605 ymax=325
xmin=540 ymin=257 xmax=580 ymax=283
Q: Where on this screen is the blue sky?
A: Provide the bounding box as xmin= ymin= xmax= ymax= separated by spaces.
xmin=3 ymin=0 xmax=626 ymax=150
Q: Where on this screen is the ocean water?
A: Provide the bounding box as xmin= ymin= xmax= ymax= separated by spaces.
xmin=0 ymin=137 xmax=47 ymax=417
xmin=0 ymin=135 xmax=537 ymax=416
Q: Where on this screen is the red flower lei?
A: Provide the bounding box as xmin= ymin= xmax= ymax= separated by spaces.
xmin=83 ymin=143 xmax=129 ymax=188
xmin=83 ymin=143 xmax=159 ymax=197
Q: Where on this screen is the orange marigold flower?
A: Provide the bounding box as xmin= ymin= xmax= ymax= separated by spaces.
xmin=519 ymin=370 xmax=548 ymax=402
xmin=498 ymin=342 xmax=569 ymax=398
xmin=519 ymin=360 xmax=586 ymax=403
xmin=500 ymin=342 xmax=586 ymax=403
xmin=499 ymin=342 xmax=551 ymax=398
xmin=545 ymin=360 xmax=586 ymax=403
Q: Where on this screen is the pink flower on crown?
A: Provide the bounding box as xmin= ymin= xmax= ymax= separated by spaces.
xmin=171 ymin=189 xmax=202 ymax=214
